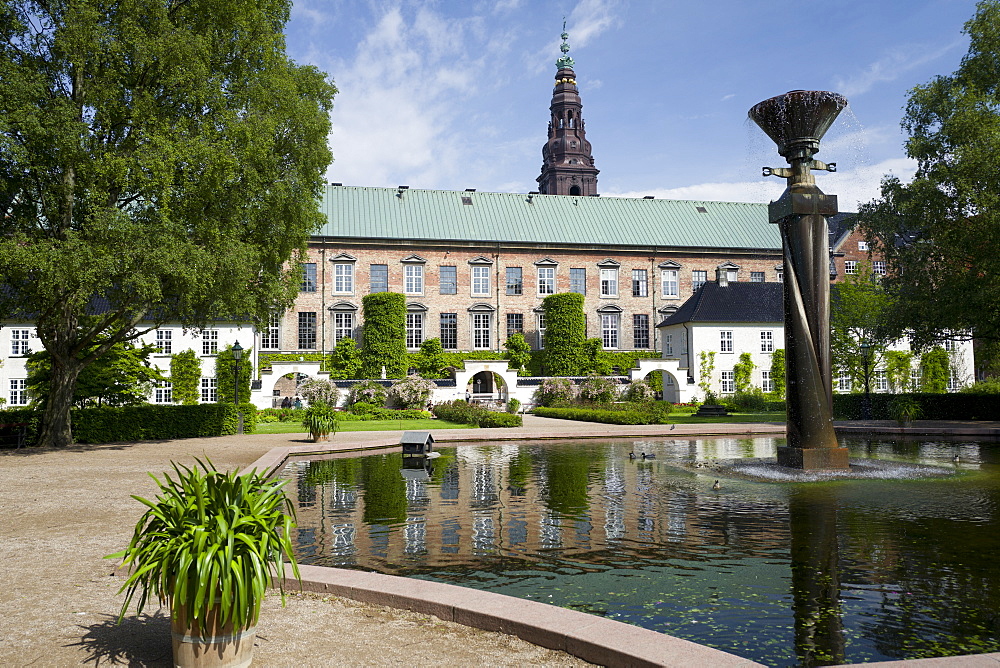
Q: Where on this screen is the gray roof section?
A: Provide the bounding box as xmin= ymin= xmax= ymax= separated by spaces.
xmin=657 ymin=282 xmax=784 ymax=327
xmin=317 ymin=186 xmax=782 ymax=251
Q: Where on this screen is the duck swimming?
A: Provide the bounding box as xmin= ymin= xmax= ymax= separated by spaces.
xmin=712 ymin=480 xmax=721 ymax=490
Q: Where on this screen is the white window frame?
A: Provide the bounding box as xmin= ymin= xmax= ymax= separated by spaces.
xmin=873 ymin=261 xmax=886 ymax=276
xmin=761 ymin=370 xmax=773 ymax=393
xmin=538 ymin=267 xmax=555 ymax=295
xmin=720 ymin=371 xmax=735 ymax=394
xmin=720 ymin=330 xmax=733 ymax=353
xmin=202 ymin=330 xmax=219 ymax=355
xmin=536 ymin=313 xmax=546 ymax=349
xmin=844 ymin=260 xmax=857 ymax=275
xmin=9 ymin=379 xmax=28 ymax=406
xmin=750 ymin=271 xmax=765 ymax=283
xmin=333 ymin=263 xmax=354 ymax=293
xmin=404 ymin=265 xmax=424 ymax=295
xmin=837 ymin=371 xmax=852 ymax=392
xmin=10 ymin=329 xmax=30 ymax=356
xmin=154 ymin=380 xmax=173 ymax=404
xmin=692 ymin=270 xmax=707 ymax=292
xmin=632 ymin=269 xmax=648 ymax=297
xmin=156 ymin=329 xmax=172 ymax=354
xmin=947 ymin=369 xmax=962 ymax=391
xmin=601 ymin=313 xmax=619 ymax=349
xmin=600 ymin=268 xmax=618 ymax=297
xmin=261 ymin=314 xmax=280 ymax=350
xmin=874 ymin=369 xmax=888 ymax=392
xmin=333 ymin=312 xmax=354 ymax=343
xmin=471 ymin=265 xmax=491 ymax=296
xmin=663 ymin=332 xmax=673 ymax=356
xmin=472 ymin=313 xmax=492 ymax=349
xmin=761 ymin=330 xmax=774 ymax=353
xmin=406 ymin=312 xmax=424 ymax=349
xmin=661 ymin=269 xmax=679 ymax=298
xmin=858 ymin=240 xmax=869 ymax=251
xmin=200 ymin=377 xmax=217 ymax=403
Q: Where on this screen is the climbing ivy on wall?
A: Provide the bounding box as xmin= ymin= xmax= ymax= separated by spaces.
xmin=360 ymin=292 xmax=407 ymax=379
xmin=885 ymin=350 xmax=913 ymax=392
xmin=733 ymin=352 xmax=755 ymax=393
xmin=169 ymin=349 xmax=202 ymax=405
xmin=214 ymin=344 xmax=253 ymax=404
xmin=920 ymin=347 xmax=950 ymax=393
xmin=769 ymin=349 xmax=786 ymax=399
xmin=541 ymin=293 xmax=586 ymax=376
xmin=698 ymin=350 xmax=716 ymax=398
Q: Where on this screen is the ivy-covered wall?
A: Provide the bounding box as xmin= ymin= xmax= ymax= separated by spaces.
xmin=360 ymin=292 xmax=408 ymax=378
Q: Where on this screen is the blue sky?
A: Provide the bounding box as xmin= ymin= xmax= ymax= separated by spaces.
xmin=284 ymin=0 xmax=977 ymax=212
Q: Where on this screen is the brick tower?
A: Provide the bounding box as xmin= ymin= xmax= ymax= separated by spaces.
xmin=536 ymin=26 xmax=599 ymax=196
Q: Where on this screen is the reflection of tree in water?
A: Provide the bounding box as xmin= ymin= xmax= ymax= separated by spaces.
xmin=845 ymin=502 xmax=1000 ymax=659
xmin=542 ymin=447 xmax=601 ymax=520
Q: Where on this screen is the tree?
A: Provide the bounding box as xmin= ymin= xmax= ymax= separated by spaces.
xmin=857 ymin=1 xmax=1000 ymax=348
xmin=920 ymin=347 xmax=951 ymax=393
xmin=328 ymin=337 xmax=363 ymax=380
xmin=541 ymin=293 xmax=586 ymax=376
xmin=830 ymin=260 xmax=897 ymax=393
xmin=415 ymin=338 xmax=447 ymax=379
xmin=770 ymin=348 xmax=786 ymax=399
xmin=503 ymin=332 xmax=532 ymax=375
xmin=27 ymin=337 xmax=161 ymax=408
xmin=733 ymin=352 xmax=755 ymax=393
xmin=698 ymin=350 xmax=716 ymax=399
xmin=360 ymin=293 xmax=407 ymax=379
xmin=0 ymin=1 xmax=336 ymax=446
xmin=215 ymin=344 xmax=252 ymax=405
xmin=169 ymin=349 xmax=201 ymax=405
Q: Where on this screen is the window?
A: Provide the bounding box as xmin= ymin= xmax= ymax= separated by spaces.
xmin=506 ymin=267 xmax=523 ymax=295
xmin=873 ymin=261 xmax=886 ymax=275
xmin=202 ymin=330 xmax=219 ymax=355
xmin=404 ymin=265 xmax=424 ymax=294
xmin=261 ymin=314 xmax=280 ymax=350
xmin=663 ymin=333 xmax=673 ymax=356
xmin=200 ymin=377 xmax=217 ymax=403
xmin=10 ymin=329 xmax=30 ymax=356
xmin=156 ymin=329 xmax=172 ymax=354
xmin=911 ymin=367 xmax=922 ymax=388
xmin=601 ymin=313 xmax=619 ymax=349
xmin=538 ymin=267 xmax=555 ymax=295
xmin=440 ymin=313 xmax=458 ymax=350
xmin=370 ymin=264 xmax=388 ymax=292
xmin=948 ymin=370 xmax=961 ymax=391
xmin=720 ymin=330 xmax=733 ymax=353
xmin=473 ymin=313 xmax=491 ymax=349
xmin=570 ymin=268 xmax=586 ymax=294
xmin=844 ymin=260 xmax=857 ymax=275
xmin=506 ymin=313 xmax=523 ymax=340
xmin=440 ymin=266 xmax=457 ymax=295
xmin=600 ymin=268 xmax=618 ymax=297
xmin=154 ymin=380 xmax=173 ymax=404
xmin=692 ymin=270 xmax=707 ymax=292
xmin=750 ymin=271 xmax=765 ymax=283
xmin=875 ymin=370 xmax=888 ymax=391
xmin=333 ymin=263 xmax=354 ymax=293
xmin=406 ymin=312 xmax=424 ymax=349
xmin=761 ymin=370 xmax=773 ymax=393
xmin=633 ymin=314 xmax=649 ymax=349
xmin=776 ymin=268 xmax=784 ymax=282
xmin=761 ymin=330 xmax=774 ymax=353
xmin=838 ymin=371 xmax=852 ymax=392
xmin=536 ymin=313 xmax=546 ymax=348
xmin=632 ymin=269 xmax=648 ymax=297
xmin=471 ymin=265 xmax=491 ymax=296
xmin=661 ymin=269 xmax=678 ymax=298
xmin=725 ymin=267 xmax=738 ymax=282
xmin=8 ymin=379 xmax=28 ymax=406
xmin=298 ymin=312 xmax=317 ymax=349
xmin=333 ymin=312 xmax=354 ymax=343
xmin=858 ymin=240 xmax=869 ymax=251
xmin=721 ymin=371 xmax=734 ymax=394
xmin=300 ymin=263 xmax=317 ymax=292
xmin=943 ymin=338 xmax=957 ymax=352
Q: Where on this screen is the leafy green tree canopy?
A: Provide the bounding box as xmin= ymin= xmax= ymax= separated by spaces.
xmin=503 ymin=332 xmax=531 ymax=375
xmin=830 ymin=260 xmax=897 ymax=391
xmin=328 ymin=337 xmax=362 ymax=380
xmin=857 ymin=0 xmax=1000 ymax=346
xmin=0 ymin=0 xmax=336 ymax=446
xmin=415 ymin=338 xmax=447 ymax=379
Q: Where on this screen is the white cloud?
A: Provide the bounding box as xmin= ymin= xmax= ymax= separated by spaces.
xmin=832 ymin=40 xmax=962 ymax=97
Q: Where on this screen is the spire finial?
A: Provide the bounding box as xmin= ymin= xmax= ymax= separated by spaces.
xmin=556 ymin=19 xmax=575 ymax=69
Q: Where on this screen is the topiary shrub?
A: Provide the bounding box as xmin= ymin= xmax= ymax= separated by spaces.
xmin=578 ymin=375 xmax=618 ymax=404
xmin=169 ymin=349 xmax=201 ymax=406
xmin=432 ymin=400 xmax=521 ymax=428
xmin=347 ymin=380 xmax=388 ymax=407
xmin=360 ymin=292 xmax=407 ymax=378
xmin=541 ymin=293 xmax=586 ymax=376
xmin=534 ymin=377 xmax=575 ymax=407
xmin=389 ymin=374 xmax=436 ymax=409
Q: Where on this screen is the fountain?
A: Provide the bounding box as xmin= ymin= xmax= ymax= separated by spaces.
xmin=749 ymin=91 xmax=849 ymax=470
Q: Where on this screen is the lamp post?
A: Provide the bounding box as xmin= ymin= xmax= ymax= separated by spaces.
xmin=232 ymin=341 xmax=244 ymax=435
xmin=859 ymin=341 xmax=872 ymax=421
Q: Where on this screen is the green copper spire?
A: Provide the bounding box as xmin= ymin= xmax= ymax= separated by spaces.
xmin=555 ymin=19 xmax=575 ymax=69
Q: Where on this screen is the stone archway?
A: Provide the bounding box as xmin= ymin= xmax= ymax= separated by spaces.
xmin=629 ymin=358 xmax=694 ymax=403
xmin=258 ymin=360 xmax=325 ymax=408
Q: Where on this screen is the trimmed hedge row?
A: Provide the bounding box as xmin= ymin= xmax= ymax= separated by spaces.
xmin=432 ymin=401 xmax=522 ymax=428
xmin=832 ymin=393 xmax=1000 ymax=421
xmin=339 ymin=408 xmax=431 ymax=422
xmin=70 ymin=403 xmax=257 ymax=444
xmin=533 ymin=406 xmax=668 ymax=425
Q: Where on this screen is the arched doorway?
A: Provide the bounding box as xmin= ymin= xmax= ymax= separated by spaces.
xmin=273 ymin=372 xmax=310 ymax=408
xmin=467 ymin=371 xmax=508 ymax=408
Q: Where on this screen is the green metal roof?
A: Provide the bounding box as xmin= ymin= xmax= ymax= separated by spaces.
xmin=317 ymin=186 xmax=781 ymax=251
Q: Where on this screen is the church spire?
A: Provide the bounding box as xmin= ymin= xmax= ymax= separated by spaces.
xmin=537 ymin=23 xmax=599 ymax=196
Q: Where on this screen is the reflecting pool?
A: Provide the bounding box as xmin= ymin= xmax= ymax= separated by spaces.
xmin=278 ymin=437 xmax=1000 ymax=666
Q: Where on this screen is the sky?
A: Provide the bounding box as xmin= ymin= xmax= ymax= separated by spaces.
xmin=284 ymin=0 xmax=979 ymax=212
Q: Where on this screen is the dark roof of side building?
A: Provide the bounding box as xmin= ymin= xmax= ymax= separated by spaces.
xmin=657 ymin=281 xmax=783 ymax=327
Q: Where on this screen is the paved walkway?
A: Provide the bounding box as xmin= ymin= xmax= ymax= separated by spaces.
xmin=2 ymin=417 xmax=999 ymax=667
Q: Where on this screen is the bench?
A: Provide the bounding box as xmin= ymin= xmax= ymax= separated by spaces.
xmin=0 ymin=422 xmax=28 ymax=449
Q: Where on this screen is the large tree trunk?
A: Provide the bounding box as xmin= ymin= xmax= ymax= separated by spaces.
xmin=37 ymin=355 xmax=82 ymax=448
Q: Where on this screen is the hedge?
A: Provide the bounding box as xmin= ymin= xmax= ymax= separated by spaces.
xmin=832 ymin=393 xmax=1000 ymax=421
xmin=0 ymin=407 xmax=42 ymax=447
xmin=338 ymin=408 xmax=431 ymax=421
xmin=533 ymin=406 xmax=668 ymax=425
xmin=432 ymin=401 xmax=522 ymax=428
xmin=71 ymin=403 xmax=258 ymax=444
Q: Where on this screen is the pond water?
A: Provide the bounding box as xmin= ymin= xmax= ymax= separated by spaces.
xmin=278 ymin=437 xmax=1000 ymax=667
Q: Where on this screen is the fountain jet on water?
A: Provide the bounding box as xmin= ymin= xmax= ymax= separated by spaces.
xmin=749 ymin=91 xmax=850 ymax=470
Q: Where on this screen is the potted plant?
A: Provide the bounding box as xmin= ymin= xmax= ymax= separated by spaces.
xmin=108 ymin=459 xmax=299 ymax=668
xmin=889 ymin=396 xmax=923 ymax=427
xmin=303 ymin=402 xmax=339 ymax=442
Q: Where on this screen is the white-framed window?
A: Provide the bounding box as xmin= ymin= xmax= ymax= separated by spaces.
xmin=720 ymin=330 xmax=733 ymax=353
xmin=333 ymin=263 xmax=354 ymax=293
xmin=776 ymin=268 xmax=784 ymax=282
xmin=947 ymin=370 xmax=962 ymax=391
xmin=661 ymin=269 xmax=679 ymax=298
xmin=750 ymin=271 xmax=765 ymax=283
xmin=761 ymin=330 xmax=774 ymax=353
xmin=538 ymin=267 xmax=555 ymax=295
xmin=858 ymin=240 xmax=869 ymax=251
xmin=874 ymin=370 xmax=888 ymax=391
xmin=911 ymin=367 xmax=922 ymax=387
xmin=601 ymin=313 xmax=619 ymax=349
xmin=9 ymin=379 xmax=28 ymax=406
xmin=761 ymin=370 xmax=773 ymax=393
xmin=154 ymin=380 xmax=173 ymax=404
xmin=156 ymin=329 xmax=172 ymax=354
xmin=202 ymin=330 xmax=219 ymax=355
xmin=873 ymin=261 xmax=886 ymax=276
xmin=600 ymin=268 xmax=618 ymax=297
xmin=404 ymin=265 xmax=424 ymax=294
xmin=632 ymin=269 xmax=648 ymax=297
xmin=663 ymin=333 xmax=673 ymax=356
xmin=261 ymin=314 xmax=280 ymax=350
xmin=844 ymin=260 xmax=857 ymax=275
xmin=406 ymin=312 xmax=424 ymax=349
xmin=200 ymin=377 xmax=217 ymax=403
xmin=471 ymin=265 xmax=491 ymax=296
xmin=943 ymin=338 xmax=957 ymax=352
xmin=837 ymin=371 xmax=852 ymax=392
xmin=10 ymin=329 xmax=30 ymax=356
xmin=536 ymin=313 xmax=546 ymax=349
xmin=473 ymin=313 xmax=492 ymax=349
xmin=333 ymin=312 xmax=354 ymax=343
xmin=633 ymin=314 xmax=650 ymax=349
xmin=721 ymin=371 xmax=734 ymax=394
xmin=692 ymin=270 xmax=707 ymax=292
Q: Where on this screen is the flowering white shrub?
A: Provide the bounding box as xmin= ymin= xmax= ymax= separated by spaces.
xmin=347 ymin=379 xmax=387 ymax=407
xmin=534 ymin=377 xmax=575 ymax=406
xmin=622 ymin=379 xmax=655 ymax=403
xmin=579 ymin=375 xmax=618 ymax=404
xmin=298 ymin=379 xmax=341 ymax=407
xmin=389 ymin=374 xmax=437 ymax=409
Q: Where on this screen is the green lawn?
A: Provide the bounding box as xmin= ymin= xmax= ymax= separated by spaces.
xmin=254 ymin=418 xmax=469 ymax=434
